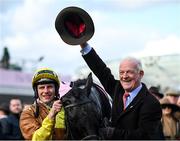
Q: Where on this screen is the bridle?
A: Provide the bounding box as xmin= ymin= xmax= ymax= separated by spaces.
xmin=64 ymin=99 xmax=91 ymax=109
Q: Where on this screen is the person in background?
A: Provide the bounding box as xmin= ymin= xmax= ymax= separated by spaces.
xmin=0 ymin=103 xmax=9 ymax=119
xmin=3 ymin=98 xmax=24 ymax=140
xmin=20 ymin=68 xmax=67 ymax=140
xmin=0 ymin=103 xmax=9 ymax=140
xmin=165 ymin=89 xmax=180 ymax=106
xmin=165 ymin=89 xmax=180 ymax=124
xmin=0 ymin=123 xmax=3 ymax=140
xmin=149 ymin=86 xmax=164 ymax=100
xmin=77 ymin=42 xmax=164 ymax=140
xmin=177 ymin=97 xmax=180 ymax=107
xmin=175 ymin=97 xmax=180 ymax=127
xmin=160 ymin=97 xmax=180 ymax=140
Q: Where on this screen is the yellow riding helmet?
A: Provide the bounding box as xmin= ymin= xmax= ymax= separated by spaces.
xmin=32 ymin=68 xmax=60 ymax=88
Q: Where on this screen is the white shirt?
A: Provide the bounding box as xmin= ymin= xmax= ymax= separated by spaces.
xmin=80 ymin=43 xmax=92 ymax=55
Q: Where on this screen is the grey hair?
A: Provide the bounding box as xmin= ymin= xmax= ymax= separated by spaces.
xmin=121 ymin=57 xmax=143 ymax=71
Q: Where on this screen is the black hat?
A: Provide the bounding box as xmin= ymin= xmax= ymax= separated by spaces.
xmin=149 ymin=86 xmax=164 ymax=99
xmin=55 ymin=6 xmax=94 ymax=45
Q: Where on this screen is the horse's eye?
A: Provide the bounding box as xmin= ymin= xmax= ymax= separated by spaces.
xmin=64 ymin=100 xmax=71 ymax=106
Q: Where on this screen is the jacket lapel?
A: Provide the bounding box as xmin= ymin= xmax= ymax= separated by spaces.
xmin=118 ymin=83 xmax=147 ymax=117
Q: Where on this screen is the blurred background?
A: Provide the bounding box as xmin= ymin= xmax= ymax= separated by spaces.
xmin=0 ymin=0 xmax=180 ymax=104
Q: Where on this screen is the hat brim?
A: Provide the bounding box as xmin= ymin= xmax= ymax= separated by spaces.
xmin=161 ymin=103 xmax=180 ymax=112
xmin=166 ymin=93 xmax=180 ymax=97
xmin=55 ymin=6 xmax=94 ymax=45
xmin=154 ymin=93 xmax=164 ymax=98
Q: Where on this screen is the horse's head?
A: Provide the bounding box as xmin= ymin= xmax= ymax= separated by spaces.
xmin=61 ymin=73 xmax=93 ymax=110
xmin=61 ymin=73 xmax=111 ymax=140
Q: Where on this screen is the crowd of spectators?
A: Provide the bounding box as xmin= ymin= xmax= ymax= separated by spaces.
xmin=149 ymin=86 xmax=180 ymax=140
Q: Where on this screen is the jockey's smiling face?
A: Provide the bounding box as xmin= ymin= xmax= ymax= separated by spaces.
xmin=37 ymin=83 xmax=56 ymax=104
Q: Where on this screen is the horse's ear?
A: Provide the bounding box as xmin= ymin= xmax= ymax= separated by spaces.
xmin=85 ymin=73 xmax=93 ymax=96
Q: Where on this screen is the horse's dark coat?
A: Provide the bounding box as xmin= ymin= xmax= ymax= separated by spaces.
xmin=61 ymin=73 xmax=111 ymax=140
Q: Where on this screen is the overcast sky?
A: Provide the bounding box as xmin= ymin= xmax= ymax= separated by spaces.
xmin=0 ymin=0 xmax=180 ymax=76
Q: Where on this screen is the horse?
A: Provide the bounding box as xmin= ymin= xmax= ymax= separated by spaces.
xmin=60 ymin=73 xmax=112 ymax=140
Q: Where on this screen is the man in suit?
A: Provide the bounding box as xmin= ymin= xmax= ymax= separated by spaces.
xmin=3 ymin=98 xmax=24 ymax=140
xmin=78 ymin=42 xmax=164 ymax=140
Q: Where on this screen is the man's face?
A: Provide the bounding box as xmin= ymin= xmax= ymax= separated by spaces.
xmin=9 ymin=99 xmax=23 ymax=114
xmin=119 ymin=60 xmax=144 ymax=92
xmin=37 ymin=83 xmax=56 ymax=104
xmin=162 ymin=106 xmax=172 ymax=115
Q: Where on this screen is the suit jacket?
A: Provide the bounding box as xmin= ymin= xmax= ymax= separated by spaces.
xmin=83 ymin=48 xmax=164 ymax=140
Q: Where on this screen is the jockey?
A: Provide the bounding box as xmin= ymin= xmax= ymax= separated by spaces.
xmin=20 ymin=68 xmax=71 ymax=140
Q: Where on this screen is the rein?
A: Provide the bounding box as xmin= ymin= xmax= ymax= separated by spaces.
xmin=64 ymin=99 xmax=92 ymax=109
xmin=81 ymin=134 xmax=100 ymax=140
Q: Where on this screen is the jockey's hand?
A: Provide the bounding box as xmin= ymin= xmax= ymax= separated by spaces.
xmin=48 ymin=100 xmax=62 ymax=120
xmin=99 ymin=127 xmax=115 ymax=140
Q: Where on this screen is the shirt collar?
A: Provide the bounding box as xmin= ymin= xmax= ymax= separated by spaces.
xmin=128 ymin=83 xmax=142 ymax=100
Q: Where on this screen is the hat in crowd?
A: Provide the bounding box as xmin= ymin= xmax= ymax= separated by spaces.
xmin=165 ymin=88 xmax=180 ymax=97
xmin=160 ymin=97 xmax=180 ymax=112
xmin=55 ymin=6 xmax=94 ymax=45
xmin=149 ymin=86 xmax=164 ymax=99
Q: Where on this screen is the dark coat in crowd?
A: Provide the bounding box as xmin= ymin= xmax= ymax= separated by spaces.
xmin=0 ymin=117 xmax=9 ymax=140
xmin=0 ymin=123 xmax=4 ymax=140
xmin=2 ymin=113 xmax=24 ymax=140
